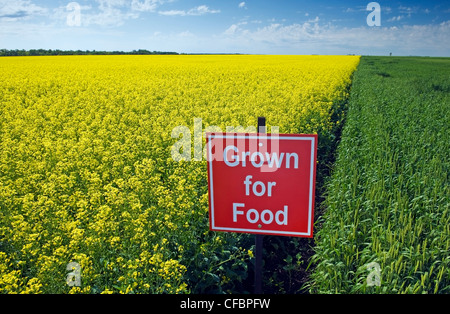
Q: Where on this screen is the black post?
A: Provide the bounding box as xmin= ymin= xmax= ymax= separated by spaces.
xmin=254 ymin=117 xmax=266 ymax=294
xmin=258 ymin=117 xmax=266 ymax=134
xmin=254 ymin=235 xmax=263 ymax=294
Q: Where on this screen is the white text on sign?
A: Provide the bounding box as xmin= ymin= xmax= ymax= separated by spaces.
xmin=223 ymin=145 xmax=299 ymax=169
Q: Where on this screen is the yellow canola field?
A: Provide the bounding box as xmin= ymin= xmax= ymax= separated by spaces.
xmin=0 ymin=55 xmax=360 ymax=293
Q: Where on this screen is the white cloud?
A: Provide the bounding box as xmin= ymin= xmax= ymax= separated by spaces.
xmin=81 ymin=2 xmax=136 ymax=26
xmin=307 ymin=16 xmax=320 ymax=23
xmin=344 ymin=6 xmax=371 ymax=13
xmin=159 ymin=5 xmax=220 ymax=16
xmin=238 ymin=2 xmax=246 ymax=9
xmin=220 ymin=19 xmax=450 ymax=56
xmin=388 ymin=15 xmax=404 ymax=22
xmin=223 ymin=21 xmax=248 ymax=35
xmin=398 ymin=5 xmax=419 ymax=17
xmin=158 ymin=9 xmax=184 ymax=16
xmin=224 ymin=24 xmax=239 ymax=35
xmin=49 ymin=0 xmax=171 ymax=27
xmin=178 ymin=30 xmax=195 ymax=37
xmin=131 ymin=0 xmax=161 ymax=12
xmin=0 ymin=0 xmax=47 ymax=20
xmin=189 ymin=5 xmax=220 ymax=15
xmin=51 ymin=0 xmax=174 ymax=27
xmin=49 ymin=0 xmax=142 ymax=27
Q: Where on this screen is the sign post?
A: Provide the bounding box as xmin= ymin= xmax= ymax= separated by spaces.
xmin=254 ymin=117 xmax=266 ymax=294
xmin=206 ymin=118 xmax=318 ymax=293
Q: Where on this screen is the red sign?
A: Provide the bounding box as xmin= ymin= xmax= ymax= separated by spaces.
xmin=206 ymin=133 xmax=318 ymax=238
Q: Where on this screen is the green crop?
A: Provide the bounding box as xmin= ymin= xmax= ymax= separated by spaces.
xmin=309 ymin=57 xmax=449 ymax=294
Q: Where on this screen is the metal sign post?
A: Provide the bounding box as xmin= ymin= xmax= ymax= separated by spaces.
xmin=254 ymin=117 xmax=266 ymax=294
xmin=206 ymin=116 xmax=318 ymax=294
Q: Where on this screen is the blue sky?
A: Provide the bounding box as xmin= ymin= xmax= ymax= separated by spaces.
xmin=1 ymin=0 xmax=449 ymax=55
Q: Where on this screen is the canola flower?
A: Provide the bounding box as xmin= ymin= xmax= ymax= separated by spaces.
xmin=0 ymin=55 xmax=360 ymax=293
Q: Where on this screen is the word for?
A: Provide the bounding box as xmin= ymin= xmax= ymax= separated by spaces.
xmin=243 ymin=175 xmax=276 ymax=197
xmin=180 ymin=298 xmax=271 ymax=311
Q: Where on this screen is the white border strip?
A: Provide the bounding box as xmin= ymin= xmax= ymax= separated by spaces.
xmin=208 ymin=134 xmax=316 ymax=237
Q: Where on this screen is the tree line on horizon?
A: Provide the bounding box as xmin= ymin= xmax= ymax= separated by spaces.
xmin=0 ymin=49 xmax=179 ymax=56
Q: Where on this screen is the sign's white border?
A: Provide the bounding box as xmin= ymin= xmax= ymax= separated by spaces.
xmin=207 ymin=134 xmax=316 ymax=237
